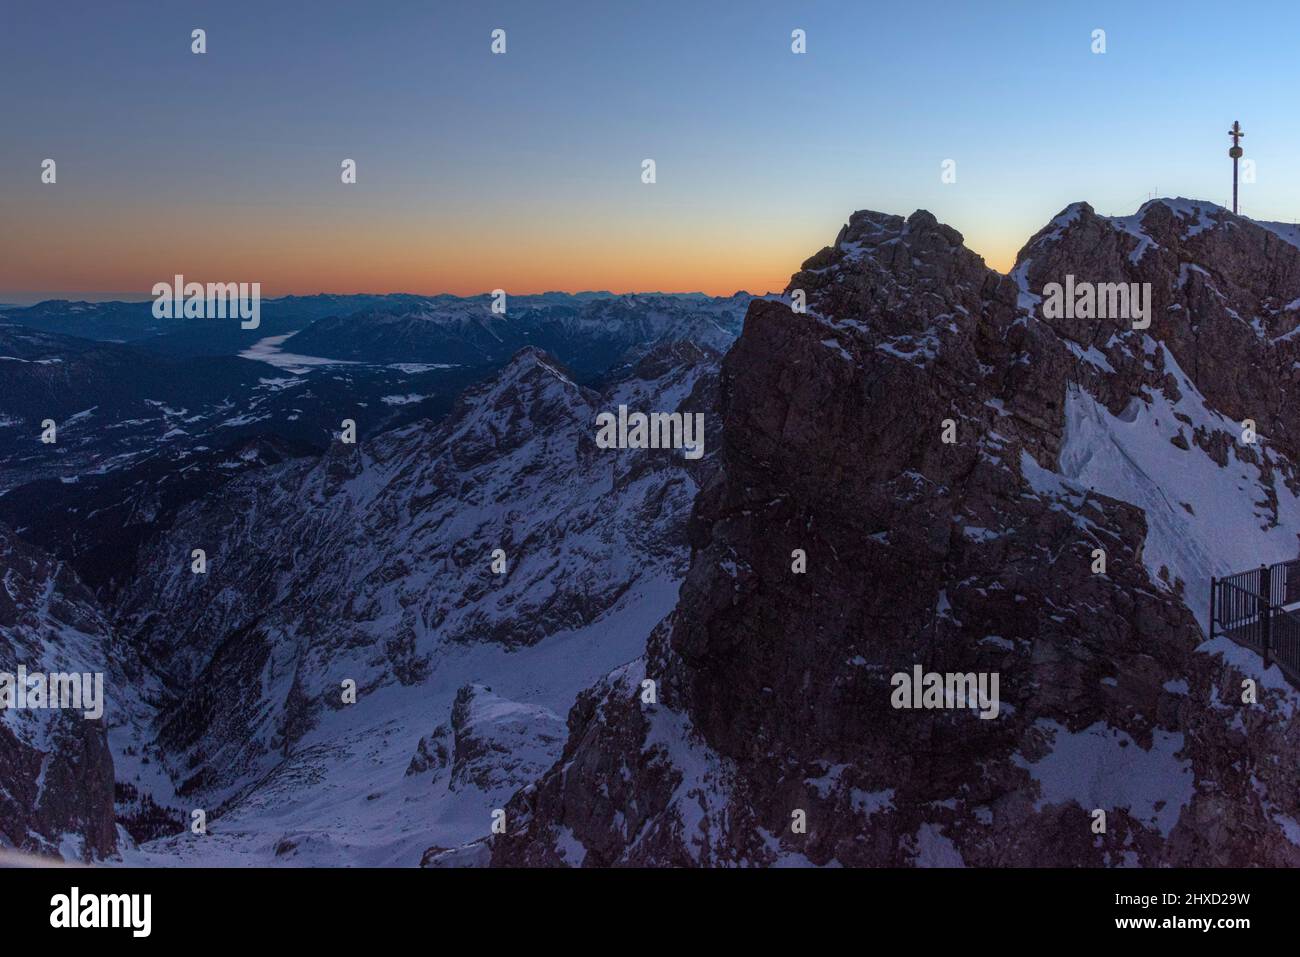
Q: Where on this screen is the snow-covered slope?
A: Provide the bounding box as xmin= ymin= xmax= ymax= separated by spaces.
xmin=1058 ymin=361 xmax=1300 ymax=627
xmin=1014 ymin=199 xmax=1300 ymax=622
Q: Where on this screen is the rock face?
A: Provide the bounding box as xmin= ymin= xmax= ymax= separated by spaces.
xmin=404 ymin=684 xmax=567 ymax=800
xmin=413 ymin=684 xmax=567 ymax=867
xmin=492 ymin=200 xmax=1300 ymax=867
xmin=0 ymin=525 xmax=117 ymax=860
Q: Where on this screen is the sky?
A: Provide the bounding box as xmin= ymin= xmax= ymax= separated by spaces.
xmin=3 ymin=0 xmax=1299 ymax=304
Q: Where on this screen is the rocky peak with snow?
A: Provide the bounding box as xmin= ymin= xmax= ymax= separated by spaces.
xmin=1014 ymin=197 xmax=1300 ymax=458
xmin=798 ymin=209 xmax=996 ymax=345
xmin=492 ymin=200 xmax=1300 ymax=867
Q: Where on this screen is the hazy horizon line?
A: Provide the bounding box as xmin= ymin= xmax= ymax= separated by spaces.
xmin=0 ymin=287 xmax=780 ymax=308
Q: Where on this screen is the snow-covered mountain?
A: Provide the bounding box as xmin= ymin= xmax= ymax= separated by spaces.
xmin=0 ymin=287 xmax=738 ymax=865
xmin=10 ymin=200 xmax=1300 ymax=868
xmin=0 ymin=292 xmax=755 ymax=369
xmin=101 ymin=340 xmax=721 ymax=863
xmin=0 ymin=294 xmax=399 ymax=354
xmin=0 ymin=292 xmax=753 ymax=604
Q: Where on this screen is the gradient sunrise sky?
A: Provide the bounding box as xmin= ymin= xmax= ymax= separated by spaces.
xmin=4 ymin=0 xmax=1299 ymax=304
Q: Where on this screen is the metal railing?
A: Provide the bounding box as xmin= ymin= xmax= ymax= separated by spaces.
xmin=1272 ymin=606 xmax=1300 ymax=683
xmin=1210 ymin=558 xmax=1300 ymax=686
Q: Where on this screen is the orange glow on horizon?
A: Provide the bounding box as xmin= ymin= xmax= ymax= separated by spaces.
xmin=3 ymin=200 xmax=1021 ymax=300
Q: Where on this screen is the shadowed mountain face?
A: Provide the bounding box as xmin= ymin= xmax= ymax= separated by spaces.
xmin=492 ymin=200 xmax=1300 ymax=867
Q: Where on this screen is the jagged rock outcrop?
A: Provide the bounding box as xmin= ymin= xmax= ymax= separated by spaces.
xmin=406 ymin=724 xmax=452 ymax=780
xmin=492 ymin=200 xmax=1300 ymax=867
xmin=447 ymin=684 xmax=566 ymax=798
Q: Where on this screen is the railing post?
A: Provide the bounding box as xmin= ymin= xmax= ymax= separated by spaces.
xmin=1209 ymin=576 xmax=1216 ymax=641
xmin=1261 ymin=563 xmax=1272 ymax=668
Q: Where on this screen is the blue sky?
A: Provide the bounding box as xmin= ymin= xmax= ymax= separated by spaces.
xmin=2 ymin=0 xmax=1295 ymax=301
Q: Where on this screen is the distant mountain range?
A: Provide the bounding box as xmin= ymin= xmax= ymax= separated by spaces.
xmin=281 ymin=293 xmax=751 ymax=379
xmin=0 ymin=292 xmax=755 ymax=369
